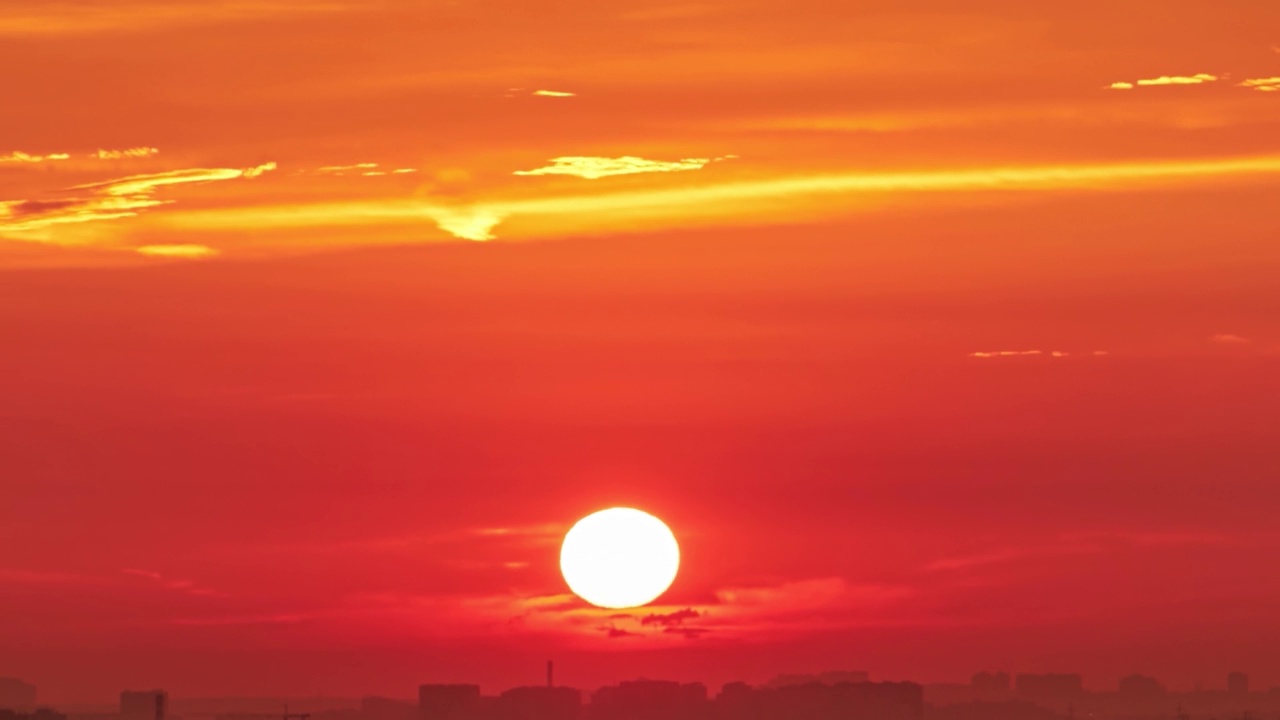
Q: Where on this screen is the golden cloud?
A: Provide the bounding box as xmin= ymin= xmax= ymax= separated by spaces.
xmin=1239 ymin=77 xmax=1280 ymax=92
xmin=1 ymin=151 xmax=70 ymax=164
xmin=514 ymin=155 xmax=730 ymax=180
xmin=93 ymin=147 xmax=160 ymax=160
xmin=1 ymin=163 xmax=276 ymax=240
xmin=135 ymin=244 xmax=220 ymax=259
xmin=1108 ymin=73 xmax=1218 ymax=89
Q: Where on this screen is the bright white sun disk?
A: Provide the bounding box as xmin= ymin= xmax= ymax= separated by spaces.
xmin=559 ymin=507 xmax=680 ymax=609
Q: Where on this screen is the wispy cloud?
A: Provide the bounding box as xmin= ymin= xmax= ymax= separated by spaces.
xmin=1209 ymin=333 xmax=1252 ymax=344
xmin=0 ymin=1 xmax=353 ymax=36
xmin=639 ymin=607 xmax=700 ymax=626
xmin=925 ymin=530 xmax=1246 ymax=573
xmin=514 ymin=155 xmax=732 ymax=180
xmin=0 ymin=162 xmax=275 ymax=239
xmin=1107 ymin=73 xmax=1218 ymax=90
xmin=122 ymin=568 xmax=228 ymax=598
xmin=1238 ymin=77 xmax=1280 ymax=92
xmin=135 ymin=244 xmax=219 ymax=259
xmin=310 ymin=163 xmax=417 ymax=177
xmin=93 ymin=147 xmax=160 ymax=160
xmin=1 ymin=147 xmax=160 ymax=171
xmin=969 ymin=350 xmax=1110 ymax=358
xmin=1 ymin=151 xmax=71 ymax=164
xmin=314 ymin=162 xmax=379 ymax=175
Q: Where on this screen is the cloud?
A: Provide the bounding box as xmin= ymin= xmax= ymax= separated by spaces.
xmin=309 ymin=163 xmax=418 ymax=177
xmin=968 ymin=350 xmax=1109 ymax=358
xmin=1110 ymin=71 xmax=1276 ymax=93
xmin=93 ymin=147 xmax=159 ymax=160
xmin=0 ymin=1 xmax=353 ymax=36
xmin=924 ymin=544 xmax=1097 ymax=572
xmin=1209 ymin=333 xmax=1252 ymax=344
xmin=1239 ymin=77 xmax=1280 ymax=92
xmin=315 ymin=162 xmax=380 ymax=175
xmin=1 ymin=151 xmax=70 ymax=164
xmin=532 ymin=90 xmax=576 ymax=97
xmin=0 ymin=162 xmax=275 ymax=239
xmin=513 ymin=155 xmax=730 ymax=180
xmin=470 ymin=523 xmax=565 ymax=539
xmin=430 ymin=208 xmax=507 ymax=241
xmin=639 ymin=607 xmax=699 ymax=626
xmin=663 ymin=626 xmax=710 ymax=639
xmin=1 ymin=147 xmax=160 ymax=172
xmin=599 ymin=625 xmax=636 ymax=639
xmin=135 ymin=244 xmax=219 ymax=259
xmin=1108 ymin=73 xmax=1218 ymax=90
xmin=122 ymin=568 xmax=228 ymax=598
xmin=925 ymin=531 xmax=1245 ymax=573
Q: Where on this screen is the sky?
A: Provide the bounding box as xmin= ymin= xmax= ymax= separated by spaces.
xmin=2 ymin=0 xmax=1280 ymax=705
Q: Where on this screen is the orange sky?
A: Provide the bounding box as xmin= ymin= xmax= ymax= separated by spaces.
xmin=2 ymin=0 xmax=1280 ymax=705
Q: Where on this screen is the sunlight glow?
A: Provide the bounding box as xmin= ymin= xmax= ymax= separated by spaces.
xmin=150 ymin=153 xmax=1280 ymax=243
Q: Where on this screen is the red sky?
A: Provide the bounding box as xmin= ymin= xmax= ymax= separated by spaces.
xmin=3 ymin=0 xmax=1280 ymax=705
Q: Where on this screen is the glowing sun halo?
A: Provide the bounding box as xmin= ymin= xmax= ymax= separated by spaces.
xmin=559 ymin=507 xmax=680 ymax=609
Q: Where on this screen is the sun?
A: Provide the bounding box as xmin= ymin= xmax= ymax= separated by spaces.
xmin=559 ymin=507 xmax=680 ymax=609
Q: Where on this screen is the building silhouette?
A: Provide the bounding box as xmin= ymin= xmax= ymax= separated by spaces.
xmin=362 ymin=697 xmax=416 ymax=720
xmin=495 ymin=687 xmax=580 ymax=720
xmin=1015 ymin=675 xmax=1083 ymax=701
xmin=0 ymin=709 xmax=66 ymax=720
xmin=1227 ymin=672 xmax=1248 ymax=695
xmin=120 ymin=691 xmax=167 ymax=720
xmin=714 ymin=680 xmax=923 ymax=720
xmin=1118 ymin=675 xmax=1166 ymax=697
xmin=420 ymin=685 xmax=482 ymax=720
xmin=0 ymin=680 xmax=36 ymax=712
xmin=929 ymin=701 xmax=1061 ymax=720
xmin=589 ymin=680 xmax=707 ymax=720
xmin=764 ymin=673 xmax=870 ymax=689
xmin=972 ymin=673 xmax=1012 ymax=695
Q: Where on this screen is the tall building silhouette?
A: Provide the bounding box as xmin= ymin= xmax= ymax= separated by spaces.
xmin=1227 ymin=672 xmax=1248 ymax=695
xmin=120 ymin=691 xmax=167 ymax=720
